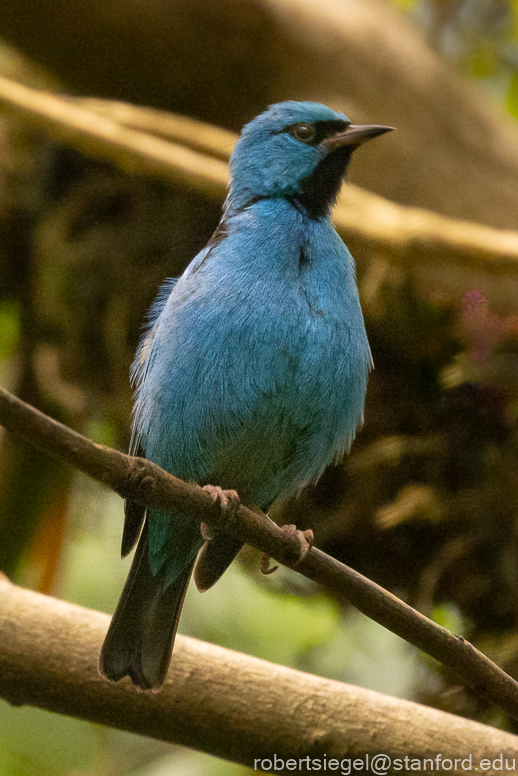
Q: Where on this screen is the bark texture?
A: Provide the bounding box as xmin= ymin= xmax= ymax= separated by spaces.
xmin=1 ymin=573 xmax=517 ymax=774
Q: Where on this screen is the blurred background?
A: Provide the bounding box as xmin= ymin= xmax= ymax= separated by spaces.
xmin=2 ymin=0 xmax=518 ymax=773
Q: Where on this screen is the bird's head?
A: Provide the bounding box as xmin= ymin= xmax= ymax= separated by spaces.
xmin=228 ymin=101 xmax=393 ymax=218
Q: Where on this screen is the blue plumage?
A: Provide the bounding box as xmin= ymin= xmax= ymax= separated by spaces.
xmin=100 ymin=101 xmax=392 ymax=690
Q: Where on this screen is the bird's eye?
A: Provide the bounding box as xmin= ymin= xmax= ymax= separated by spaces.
xmin=290 ymin=123 xmax=316 ymax=144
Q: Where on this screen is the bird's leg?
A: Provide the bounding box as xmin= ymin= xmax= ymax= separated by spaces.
xmin=261 ymin=524 xmax=315 ymax=575
xmin=195 ymin=485 xmax=243 ymax=592
xmin=200 ymin=484 xmax=240 ymax=538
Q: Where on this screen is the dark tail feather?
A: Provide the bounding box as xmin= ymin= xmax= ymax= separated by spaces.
xmin=194 ymin=532 xmax=244 ymax=592
xmin=99 ymin=520 xmax=193 ymax=691
xmin=121 ymin=499 xmax=146 ymax=557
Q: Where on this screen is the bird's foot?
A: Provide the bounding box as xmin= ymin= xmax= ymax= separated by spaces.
xmin=200 ymin=484 xmax=240 ymax=539
xmin=279 ymin=524 xmax=315 ymax=565
xmin=260 ymin=524 xmax=315 ymax=575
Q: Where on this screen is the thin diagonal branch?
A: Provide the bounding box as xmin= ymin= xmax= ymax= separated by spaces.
xmin=1 ymin=383 xmax=518 ymax=721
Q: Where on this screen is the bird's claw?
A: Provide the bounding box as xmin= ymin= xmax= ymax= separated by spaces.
xmin=200 ymin=522 xmax=213 ymax=541
xmin=260 ymin=524 xmax=314 ymax=575
xmin=200 ymin=484 xmax=240 ymax=538
xmin=281 ymin=524 xmax=314 ymax=566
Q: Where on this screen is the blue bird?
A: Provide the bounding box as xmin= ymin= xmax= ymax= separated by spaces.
xmin=100 ymin=101 xmax=393 ymax=691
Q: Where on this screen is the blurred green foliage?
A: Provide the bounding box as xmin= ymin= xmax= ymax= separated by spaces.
xmin=0 ymin=301 xmax=19 ymax=360
xmin=393 ymin=0 xmax=518 ymax=115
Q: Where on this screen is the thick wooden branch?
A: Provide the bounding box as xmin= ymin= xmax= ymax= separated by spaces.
xmin=3 ymin=0 xmax=518 ymax=231
xmin=2 ymin=383 xmax=518 ymax=723
xmin=2 ymin=76 xmax=518 ymax=312
xmin=1 ymin=574 xmax=517 ymax=773
xmin=0 ymin=75 xmax=228 ymax=199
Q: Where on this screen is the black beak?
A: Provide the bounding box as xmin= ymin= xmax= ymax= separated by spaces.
xmin=322 ymin=124 xmax=395 ymax=152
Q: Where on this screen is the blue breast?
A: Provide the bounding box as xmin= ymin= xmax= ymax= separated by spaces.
xmin=132 ymin=198 xmax=371 ymax=512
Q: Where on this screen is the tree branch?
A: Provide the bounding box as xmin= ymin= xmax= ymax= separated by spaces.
xmin=0 ymin=75 xmax=228 ymax=199
xmin=1 ymin=573 xmax=517 ymax=773
xmin=2 ymin=0 xmax=518 ymax=230
xmin=2 ymin=383 xmax=518 ymax=723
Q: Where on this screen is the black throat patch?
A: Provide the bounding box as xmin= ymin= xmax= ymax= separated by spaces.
xmin=292 ymin=146 xmax=353 ymax=219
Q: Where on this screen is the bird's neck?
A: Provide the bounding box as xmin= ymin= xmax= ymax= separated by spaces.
xmin=225 ymin=192 xmax=332 ymax=222
xmin=226 ymin=147 xmax=351 ymax=220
